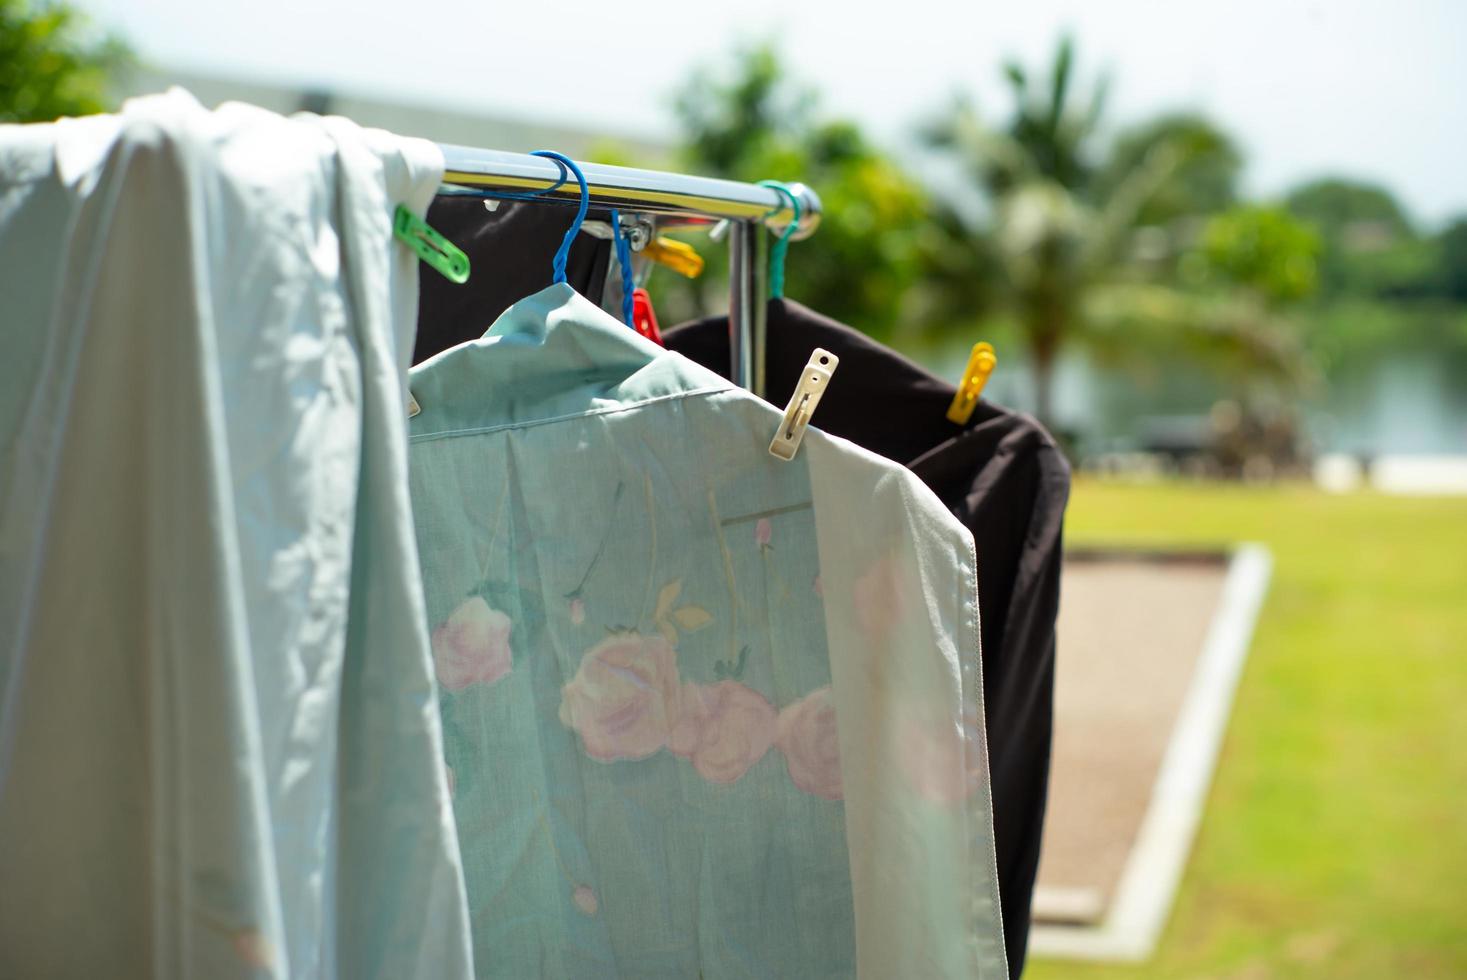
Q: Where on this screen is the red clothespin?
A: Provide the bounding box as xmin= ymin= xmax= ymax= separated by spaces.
xmin=632 ymin=287 xmax=664 ymax=346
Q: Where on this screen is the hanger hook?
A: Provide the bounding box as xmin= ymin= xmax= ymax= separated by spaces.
xmin=609 ymin=209 xmax=635 ymax=327
xmin=757 ymin=179 xmax=802 ymax=300
xmin=531 ymin=150 xmax=589 ymax=286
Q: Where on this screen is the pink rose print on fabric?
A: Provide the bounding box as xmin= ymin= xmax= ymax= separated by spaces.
xmin=559 ymin=633 xmax=681 ymax=761
xmin=854 ymin=556 xmax=909 ymax=643
xmin=668 ymin=681 xmax=777 ymax=784
xmin=431 ymin=596 xmax=514 ymax=692
xmin=754 ymin=517 xmax=773 ymax=548
xmin=901 ymin=711 xmax=984 ymax=805
xmin=232 ymin=930 xmax=276 ymax=971
xmin=775 ymin=686 xmax=844 ymax=800
xmin=572 ymin=885 xmax=599 ymax=916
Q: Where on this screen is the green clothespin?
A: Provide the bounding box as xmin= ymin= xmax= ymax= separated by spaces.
xmin=393 ymin=205 xmax=470 ymax=284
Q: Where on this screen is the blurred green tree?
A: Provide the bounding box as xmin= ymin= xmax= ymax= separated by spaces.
xmin=1278 ymin=180 xmax=1467 ymax=370
xmin=1097 ymin=113 xmax=1242 ymax=226
xmin=1286 ymin=178 xmax=1412 ymax=240
xmin=1081 ymin=206 xmax=1320 ymax=397
xmin=1435 ymin=218 xmax=1467 ymax=303
xmin=671 ymin=43 xmax=928 ymax=337
xmin=1 ymin=0 xmax=131 ymax=124
xmin=1284 ymin=178 xmax=1434 ymax=299
xmin=923 ymin=35 xmax=1261 ymax=422
xmin=1177 ymin=205 xmax=1318 ymax=386
xmin=1197 ymin=205 xmax=1319 ymax=302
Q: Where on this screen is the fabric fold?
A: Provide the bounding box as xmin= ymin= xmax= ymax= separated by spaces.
xmin=0 ymin=91 xmax=473 ymax=980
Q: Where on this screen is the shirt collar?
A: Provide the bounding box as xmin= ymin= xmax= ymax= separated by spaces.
xmin=408 ymin=283 xmax=730 ymax=439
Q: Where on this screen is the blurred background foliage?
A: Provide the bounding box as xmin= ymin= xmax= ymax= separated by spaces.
xmin=7 ymin=4 xmax=1467 ymax=438
xmin=657 ymin=37 xmax=1467 ymax=432
xmin=668 ymin=43 xmax=930 ymax=337
xmin=0 ymin=0 xmax=130 ymax=123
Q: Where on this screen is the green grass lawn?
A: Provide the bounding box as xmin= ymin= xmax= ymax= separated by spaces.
xmin=1026 ymin=480 xmax=1467 ymax=980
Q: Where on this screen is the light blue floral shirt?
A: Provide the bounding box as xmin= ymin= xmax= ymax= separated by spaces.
xmin=408 ymin=283 xmax=1008 ymax=979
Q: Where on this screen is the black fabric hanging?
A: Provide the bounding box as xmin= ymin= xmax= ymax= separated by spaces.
xmin=413 ymin=195 xmax=613 ymax=364
xmin=664 ymin=300 xmax=1069 ymax=977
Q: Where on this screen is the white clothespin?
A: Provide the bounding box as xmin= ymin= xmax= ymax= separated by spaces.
xmin=769 ymin=348 xmax=838 ymax=461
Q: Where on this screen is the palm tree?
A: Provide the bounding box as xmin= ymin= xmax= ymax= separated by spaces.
xmin=924 ymin=36 xmax=1263 ymax=424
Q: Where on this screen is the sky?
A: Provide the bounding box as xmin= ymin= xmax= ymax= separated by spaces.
xmin=79 ymin=0 xmax=1467 ymax=226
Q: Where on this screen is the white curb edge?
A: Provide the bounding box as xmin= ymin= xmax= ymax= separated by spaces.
xmin=1030 ymin=543 xmax=1274 ymax=962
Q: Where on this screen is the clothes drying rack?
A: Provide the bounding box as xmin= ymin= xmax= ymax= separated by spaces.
xmin=435 ymin=144 xmax=823 ymax=397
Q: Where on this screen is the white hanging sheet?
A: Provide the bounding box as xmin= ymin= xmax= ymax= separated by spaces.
xmin=0 ymin=91 xmax=473 ymax=980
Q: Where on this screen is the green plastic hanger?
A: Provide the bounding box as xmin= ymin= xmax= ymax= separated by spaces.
xmin=757 ymin=180 xmax=802 ymax=300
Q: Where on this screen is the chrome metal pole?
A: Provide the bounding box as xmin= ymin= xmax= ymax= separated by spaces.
xmin=727 ymin=220 xmax=771 ymax=397
xmin=437 ymin=144 xmax=823 ymax=239
xmin=749 ymin=225 xmax=769 ymax=399
xmin=728 ymin=220 xmax=754 ymax=392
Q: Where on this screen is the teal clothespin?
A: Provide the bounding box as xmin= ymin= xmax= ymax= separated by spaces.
xmin=757 ymin=180 xmax=802 ymax=300
xmin=394 ymin=205 xmax=470 ymax=284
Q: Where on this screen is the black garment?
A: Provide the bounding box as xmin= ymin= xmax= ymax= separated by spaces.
xmin=665 ymin=300 xmax=1069 ymax=977
xmin=413 ymin=196 xmax=613 ymax=364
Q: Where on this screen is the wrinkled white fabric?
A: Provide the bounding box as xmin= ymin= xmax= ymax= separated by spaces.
xmin=0 ymin=91 xmax=473 ymax=980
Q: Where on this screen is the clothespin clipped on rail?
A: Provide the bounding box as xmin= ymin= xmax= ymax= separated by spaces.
xmin=393 ymin=206 xmax=470 ymax=284
xmin=641 ymin=237 xmax=705 ymax=278
xmin=946 ymin=342 xmax=997 ymax=425
xmin=770 ymin=348 xmax=839 ymax=460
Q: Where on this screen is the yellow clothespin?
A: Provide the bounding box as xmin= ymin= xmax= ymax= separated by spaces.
xmin=642 ymin=237 xmax=705 ymax=278
xmin=946 ymin=342 xmax=997 ymax=425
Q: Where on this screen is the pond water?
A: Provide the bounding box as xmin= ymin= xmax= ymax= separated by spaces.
xmin=918 ymin=345 xmax=1467 ymax=458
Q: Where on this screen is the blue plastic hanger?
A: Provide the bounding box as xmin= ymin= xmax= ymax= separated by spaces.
xmin=608 ymin=209 xmax=636 ymax=327
xmin=454 ymin=150 xmax=589 ymax=285
xmin=528 ymin=150 xmax=589 ymax=285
